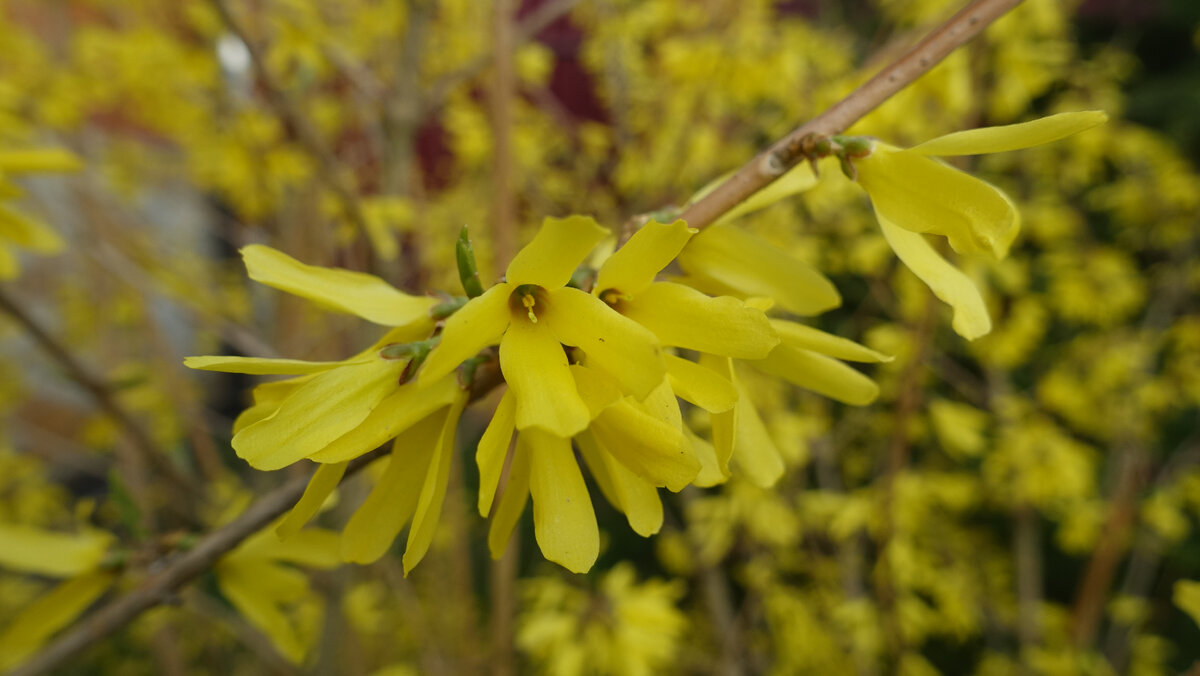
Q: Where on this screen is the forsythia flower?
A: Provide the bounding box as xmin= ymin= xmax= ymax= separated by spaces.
xmin=186 ymin=245 xmax=469 ymax=572
xmin=850 ymin=111 xmax=1108 ymax=338
xmin=0 ymin=147 xmax=81 ymax=278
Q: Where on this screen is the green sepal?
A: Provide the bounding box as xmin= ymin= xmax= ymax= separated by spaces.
xmin=456 ymin=226 xmax=485 ymax=298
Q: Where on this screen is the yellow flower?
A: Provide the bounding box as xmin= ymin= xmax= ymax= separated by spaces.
xmin=851 ymin=111 xmax=1108 ymax=339
xmin=187 ymin=245 xmax=469 ymax=573
xmin=420 ymin=215 xmax=666 ymax=438
xmin=0 ymin=147 xmax=81 ymax=279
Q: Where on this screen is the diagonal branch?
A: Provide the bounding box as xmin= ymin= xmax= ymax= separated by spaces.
xmin=7 ymin=449 xmax=383 ymax=676
xmin=677 ymin=0 xmax=1024 ymax=231
xmin=0 ymin=287 xmax=197 ymax=501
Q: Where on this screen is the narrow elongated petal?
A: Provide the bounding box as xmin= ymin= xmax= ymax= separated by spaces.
xmin=623 ymin=282 xmax=778 ymax=359
xmin=0 ymin=148 xmax=82 ymax=173
xmin=0 ymin=244 xmax=17 ymax=279
xmin=233 ymin=376 xmax=312 ymax=435
xmin=594 ymin=220 xmax=693 ymax=297
xmin=699 ymin=355 xmax=737 ymax=473
xmin=241 ymin=244 xmax=437 ymax=326
xmin=591 ymin=399 xmax=699 ymax=492
xmin=547 ymin=287 xmax=665 ymax=399
xmin=908 ymin=111 xmax=1107 ymax=156
xmin=731 ymin=380 xmax=784 ymax=487
xmin=577 ymin=431 xmax=663 ymax=537
xmin=215 ymin=560 xmax=309 ymax=663
xmin=714 ymin=163 xmax=819 ymax=225
xmin=879 ymin=217 xmax=992 ymax=339
xmin=506 ymin=215 xmax=609 ymax=287
xmin=184 ymin=356 xmax=345 ymax=375
xmin=276 ymin=462 xmax=348 ymax=539
xmin=501 ymin=313 xmax=591 ymax=437
xmin=404 ymin=395 xmax=468 ymax=573
xmin=527 ymin=429 xmax=599 ymax=573
xmin=239 ymin=527 xmax=341 ymax=569
xmin=751 ymin=344 xmax=879 ymax=406
xmin=0 ymin=525 xmax=112 ymax=578
xmin=0 ymin=571 xmax=115 ymax=670
xmin=306 ymin=375 xmax=461 ymax=463
xmin=677 ymin=224 xmax=840 ymax=315
xmin=339 ymin=413 xmax=444 ymax=564
xmin=233 ymin=359 xmax=406 ymax=470
xmin=477 ymin=389 xmax=516 ymax=516
xmin=770 ymin=320 xmax=892 ymax=363
xmin=419 ymin=283 xmax=510 ymax=385
xmin=488 ymin=438 xmax=531 ymax=559
xmin=857 ymin=146 xmax=1017 ymax=257
xmin=665 ymin=354 xmax=736 ymax=413
xmin=686 ymin=427 xmax=728 ymax=488
xmin=0 ymin=205 xmax=64 ymax=253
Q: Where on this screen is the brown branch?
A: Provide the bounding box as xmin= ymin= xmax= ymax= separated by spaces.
xmin=7 ymin=449 xmax=383 ymax=676
xmin=208 ymin=0 xmax=371 ymax=238
xmin=489 ymin=0 xmax=519 ymax=267
xmin=0 ymin=287 xmax=197 ymax=501
xmin=677 ymin=0 xmax=1024 ymax=231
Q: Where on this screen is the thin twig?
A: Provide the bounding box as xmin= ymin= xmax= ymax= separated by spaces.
xmin=7 ymin=450 xmax=383 ymax=676
xmin=0 ymin=287 xmax=197 ymax=500
xmin=489 ymin=0 xmax=519 ymax=266
xmin=677 ymin=0 xmax=1024 ymax=231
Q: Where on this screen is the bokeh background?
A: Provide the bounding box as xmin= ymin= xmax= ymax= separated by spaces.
xmin=2 ymin=0 xmax=1200 ymax=674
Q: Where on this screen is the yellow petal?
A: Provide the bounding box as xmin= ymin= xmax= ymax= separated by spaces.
xmin=713 ymin=162 xmax=819 ymax=225
xmin=857 ymin=145 xmax=1017 ymax=257
xmin=591 ymin=398 xmax=699 ymax=492
xmin=499 ymin=317 xmax=590 ymax=437
xmin=233 ymin=376 xmax=313 ymax=435
xmin=340 ymin=413 xmax=444 ymax=564
xmin=404 ymin=394 xmax=468 ymax=573
xmin=215 ymin=560 xmax=309 ymax=663
xmin=488 ymin=437 xmax=531 ymax=559
xmin=477 ymin=389 xmax=516 ymax=517
xmin=0 ymin=148 xmax=82 ymax=173
xmin=594 ymin=219 xmax=693 ymax=297
xmin=623 ymin=282 xmax=778 ymax=359
xmin=751 ymin=344 xmax=879 ymax=406
xmin=526 ymin=429 xmax=598 ymax=573
xmin=505 ymin=215 xmax=609 ymax=287
xmin=577 ymin=431 xmax=663 ymax=537
xmin=569 ymin=365 xmax=623 ymax=419
xmin=0 ymin=571 xmax=115 ymax=670
xmin=419 ymin=283 xmax=510 ymax=386
xmin=665 ymin=354 xmax=736 ymax=413
xmin=730 ymin=379 xmax=784 ymax=488
xmin=233 ymin=359 xmax=406 ymax=470
xmin=770 ymin=320 xmax=892 ymax=362
xmin=306 ymin=375 xmax=461 ymax=464
xmin=547 ymin=287 xmax=665 ymax=400
xmin=0 ymin=524 xmax=112 ymax=577
xmin=0 ymin=244 xmax=17 ymax=280
xmin=698 ymin=355 xmax=737 ymax=473
xmin=908 ymin=111 xmax=1107 ymax=156
xmin=677 ymin=224 xmax=840 ymax=315
xmin=240 ymin=528 xmax=341 ymax=569
xmin=0 ymin=205 xmax=64 ymax=253
xmin=276 ymin=462 xmax=348 ymax=540
xmin=184 ymin=355 xmax=345 ymax=375
xmin=241 ymin=244 xmax=437 ymax=326
xmin=879 ymin=217 xmax=992 ymax=340
xmin=685 ymin=427 xmax=728 ymax=488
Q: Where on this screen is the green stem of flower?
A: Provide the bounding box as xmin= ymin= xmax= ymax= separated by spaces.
xmin=431 ymin=296 xmax=469 ymax=320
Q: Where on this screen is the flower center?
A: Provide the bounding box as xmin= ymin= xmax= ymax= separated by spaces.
xmin=510 ymin=284 xmax=548 ymax=324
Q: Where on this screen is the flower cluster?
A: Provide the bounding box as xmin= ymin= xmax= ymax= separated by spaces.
xmin=188 ymin=112 xmax=1105 ymax=574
